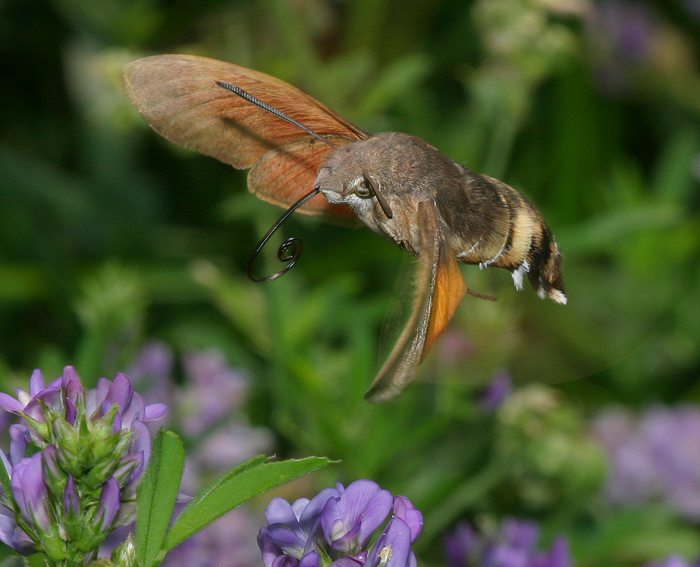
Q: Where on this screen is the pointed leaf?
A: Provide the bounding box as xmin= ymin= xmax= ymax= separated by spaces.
xmin=135 ymin=430 xmax=185 ymax=567
xmin=0 ymin=452 xmax=13 ymax=509
xmin=0 ymin=541 xmax=17 ymax=561
xmin=163 ymin=456 xmax=334 ymax=552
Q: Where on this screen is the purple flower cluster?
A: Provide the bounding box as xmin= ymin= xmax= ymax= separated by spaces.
xmin=592 ymin=405 xmax=700 ymax=521
xmin=586 ymin=0 xmax=657 ymax=94
xmin=0 ymin=367 xmax=166 ymax=561
xmin=644 ymin=557 xmax=700 ymax=567
xmin=444 ymin=519 xmax=571 ymax=567
xmin=258 ymin=480 xmax=422 ymax=567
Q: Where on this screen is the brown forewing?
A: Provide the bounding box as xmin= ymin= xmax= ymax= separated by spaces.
xmin=123 ymin=54 xmax=367 ymax=218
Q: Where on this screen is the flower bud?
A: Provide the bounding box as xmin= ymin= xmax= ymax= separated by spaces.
xmin=99 ymin=479 xmax=121 ymax=529
xmin=63 ymin=475 xmax=81 ymax=520
xmin=41 ymin=445 xmax=66 ymax=499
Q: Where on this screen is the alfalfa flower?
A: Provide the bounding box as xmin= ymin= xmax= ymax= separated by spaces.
xmin=0 ymin=366 xmax=167 ymax=563
xmin=444 ymin=518 xmax=571 ymax=567
xmin=258 ymin=480 xmax=422 ymax=567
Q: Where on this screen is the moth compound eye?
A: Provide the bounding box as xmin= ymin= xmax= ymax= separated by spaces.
xmin=354 ymin=177 xmax=374 ymax=199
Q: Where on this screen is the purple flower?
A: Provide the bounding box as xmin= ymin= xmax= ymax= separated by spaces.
xmin=366 ymin=517 xmax=415 ymax=567
xmin=0 ymin=367 xmax=167 ymax=560
xmin=93 ymin=478 xmax=121 ymax=532
xmin=586 ymin=1 xmax=658 ymax=94
xmin=478 ymin=372 xmax=512 ymax=412
xmin=63 ymin=475 xmax=80 ymax=518
xmin=177 ymin=350 xmax=249 ymax=436
xmin=0 ymin=369 xmax=63 ymax=424
xmin=391 ymin=496 xmax=423 ymax=543
xmin=644 ymin=556 xmax=700 ymax=567
xmin=259 ymin=488 xmax=340 ymax=566
xmin=592 ymin=405 xmax=700 ymax=521
xmin=11 ymin=453 xmax=52 ymax=533
xmin=258 ymin=481 xmax=422 ymax=567
xmin=87 ymin=372 xmax=167 ymax=428
xmin=445 ymin=518 xmax=572 ymax=567
xmin=321 ymin=480 xmax=393 ymax=555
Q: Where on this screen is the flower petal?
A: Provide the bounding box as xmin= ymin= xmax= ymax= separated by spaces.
xmin=392 ymin=496 xmax=423 ymax=542
xmin=366 ymin=517 xmax=412 ymax=567
xmin=266 ymin=498 xmax=305 ymax=526
xmin=0 ymin=393 xmax=23 ymax=413
xmin=94 ymin=478 xmax=120 ymax=532
xmin=107 ymin=373 xmax=134 ymax=412
xmin=143 ymin=403 xmax=168 ymax=422
xmin=11 ymin=453 xmax=51 ymax=532
xmin=28 ymin=369 xmax=45 ymax=396
xmin=9 ymin=425 xmax=29 ymax=466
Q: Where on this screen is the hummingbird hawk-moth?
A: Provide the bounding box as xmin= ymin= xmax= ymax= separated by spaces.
xmin=123 ymin=54 xmax=566 ymax=402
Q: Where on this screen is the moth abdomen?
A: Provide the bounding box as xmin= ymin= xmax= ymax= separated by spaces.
xmin=452 ymin=175 xmax=567 ymax=304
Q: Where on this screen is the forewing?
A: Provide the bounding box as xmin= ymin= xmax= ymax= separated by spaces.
xmin=364 ymin=202 xmax=467 ymax=403
xmin=123 ymin=54 xmax=366 ymax=218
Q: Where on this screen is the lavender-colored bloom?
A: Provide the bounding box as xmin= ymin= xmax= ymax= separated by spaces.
xmin=87 ymin=372 xmax=167 ymax=428
xmin=11 ymin=453 xmax=51 ymax=534
xmin=193 ymin=424 xmax=274 ymax=473
xmin=94 ymin=478 xmax=121 ymax=532
xmin=478 ymin=372 xmax=512 ymax=412
xmin=260 ymin=488 xmax=340 ymax=565
xmin=644 ymin=556 xmax=700 ymax=567
xmin=321 ymin=480 xmax=393 ymax=555
xmin=178 ymin=349 xmax=249 ymax=436
xmin=9 ymin=424 xmax=29 ymax=466
xmin=592 ymin=405 xmax=700 ymax=521
xmin=532 ymin=538 xmax=571 ymax=567
xmin=0 ymin=369 xmax=63 ymax=423
xmin=445 ymin=518 xmax=572 ymax=567
xmin=391 ymin=496 xmax=423 ymax=543
xmin=259 ymin=481 xmax=422 ymax=567
xmin=586 ymin=1 xmax=657 ymax=94
xmin=63 ymin=475 xmax=80 ymax=518
xmin=365 ymin=517 xmax=413 ymax=567
xmin=444 ymin=523 xmax=478 ymax=567
xmin=0 ymin=367 xmax=167 ymax=559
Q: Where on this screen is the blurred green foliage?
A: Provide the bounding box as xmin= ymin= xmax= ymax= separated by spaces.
xmin=1 ymin=0 xmax=699 ymax=565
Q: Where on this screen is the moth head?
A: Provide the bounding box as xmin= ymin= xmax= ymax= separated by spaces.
xmin=315 ymin=145 xmax=393 ymax=219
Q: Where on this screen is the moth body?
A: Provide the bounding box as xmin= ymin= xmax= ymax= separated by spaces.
xmin=315 ymin=132 xmax=566 ymax=304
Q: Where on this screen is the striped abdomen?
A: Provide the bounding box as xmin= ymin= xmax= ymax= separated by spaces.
xmin=438 ymin=170 xmax=567 ymax=304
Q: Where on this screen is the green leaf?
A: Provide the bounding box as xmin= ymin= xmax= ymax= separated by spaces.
xmin=163 ymin=455 xmax=334 ymax=553
xmin=0 ymin=454 xmax=13 ymax=514
xmin=135 ymin=430 xmax=185 ymax=567
xmin=0 ymin=540 xmax=18 ymax=561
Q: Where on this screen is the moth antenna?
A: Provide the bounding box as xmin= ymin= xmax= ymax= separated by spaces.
xmin=247 ymin=186 xmax=322 ymax=282
xmin=216 ymin=80 xmax=334 ymax=146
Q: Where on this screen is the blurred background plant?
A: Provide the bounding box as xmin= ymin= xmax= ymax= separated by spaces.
xmin=0 ymin=0 xmax=699 ymax=564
